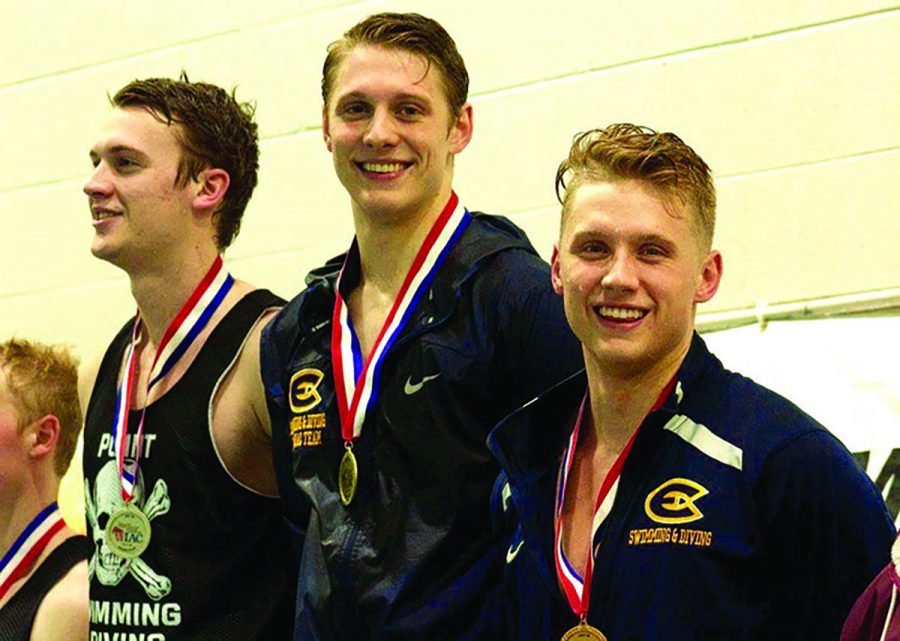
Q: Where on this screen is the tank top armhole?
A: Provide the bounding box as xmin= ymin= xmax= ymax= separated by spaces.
xmin=208 ymin=302 xmax=281 ymax=498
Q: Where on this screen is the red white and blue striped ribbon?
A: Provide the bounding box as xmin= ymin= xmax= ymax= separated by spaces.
xmin=0 ymin=503 xmax=65 ymax=601
xmin=331 ymin=192 xmax=470 ymax=444
xmin=112 ymin=255 xmax=233 ymax=500
xmin=554 ymin=378 xmax=676 ymax=618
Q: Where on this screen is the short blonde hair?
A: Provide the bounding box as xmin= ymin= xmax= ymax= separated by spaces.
xmin=556 ymin=123 xmax=716 ymax=250
xmin=0 ymin=338 xmax=81 ymax=477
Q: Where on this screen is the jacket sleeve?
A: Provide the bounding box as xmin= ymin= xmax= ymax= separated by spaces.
xmin=260 ymin=299 xmax=312 ymax=552
xmin=754 ymin=430 xmax=896 ymax=638
xmin=478 ymin=249 xmax=583 ymax=410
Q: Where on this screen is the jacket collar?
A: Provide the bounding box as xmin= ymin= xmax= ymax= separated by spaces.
xmin=488 ymin=370 xmax=586 ymax=486
xmin=294 ymin=212 xmax=538 ymax=353
xmin=488 ymin=332 xmax=720 ymax=486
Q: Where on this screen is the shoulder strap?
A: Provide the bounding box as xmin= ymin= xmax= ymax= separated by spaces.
xmin=187 ymin=289 xmax=284 ymax=386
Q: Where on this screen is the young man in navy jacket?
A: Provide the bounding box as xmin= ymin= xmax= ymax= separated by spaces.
xmin=490 ymin=123 xmax=895 ymax=640
xmin=261 ymin=13 xmax=581 ymax=640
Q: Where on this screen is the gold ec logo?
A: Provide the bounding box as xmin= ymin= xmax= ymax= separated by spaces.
xmin=289 ymin=368 xmax=324 ymax=413
xmin=645 ymin=478 xmax=709 ymax=525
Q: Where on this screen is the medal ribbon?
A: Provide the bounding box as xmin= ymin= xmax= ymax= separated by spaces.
xmin=112 ymin=255 xmax=234 ymax=500
xmin=331 ymin=192 xmax=471 ymax=444
xmin=554 ymin=377 xmax=677 ymax=618
xmin=0 ymin=503 xmax=65 ymax=601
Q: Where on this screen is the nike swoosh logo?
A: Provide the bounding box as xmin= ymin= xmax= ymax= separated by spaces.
xmin=506 ymin=539 xmax=524 ymax=564
xmin=404 ymin=373 xmax=441 ymax=395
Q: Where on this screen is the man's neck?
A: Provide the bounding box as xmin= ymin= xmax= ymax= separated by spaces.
xmin=350 ymin=188 xmax=453 ymax=297
xmin=0 ymin=481 xmax=58 ymax=555
xmin=128 ymin=245 xmax=220 ymax=348
xmin=583 ymin=338 xmax=691 ymax=452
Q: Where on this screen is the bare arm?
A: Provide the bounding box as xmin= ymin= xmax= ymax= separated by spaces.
xmin=247 ymin=309 xmax=277 ymax=439
xmin=211 ymin=308 xmax=280 ymax=496
xmin=30 ymin=560 xmax=89 ymax=641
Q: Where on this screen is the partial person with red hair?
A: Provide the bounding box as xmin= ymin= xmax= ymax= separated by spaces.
xmin=0 ymin=338 xmax=89 ymax=641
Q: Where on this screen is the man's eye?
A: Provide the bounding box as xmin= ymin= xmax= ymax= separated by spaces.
xmin=582 ymin=243 xmax=608 ymax=255
xmin=341 ymin=103 xmax=370 ymax=117
xmin=641 ymin=245 xmax=667 ymax=258
xmin=398 ymin=105 xmax=422 ymax=118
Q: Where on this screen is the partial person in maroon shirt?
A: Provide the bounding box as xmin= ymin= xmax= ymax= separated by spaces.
xmin=843 ymin=533 xmax=900 ymax=641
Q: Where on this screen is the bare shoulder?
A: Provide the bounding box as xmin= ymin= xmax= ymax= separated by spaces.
xmin=225 ymin=303 xmax=280 ymax=433
xmin=30 ymin=560 xmax=89 ymax=641
xmin=210 ymin=293 xmax=281 ymax=496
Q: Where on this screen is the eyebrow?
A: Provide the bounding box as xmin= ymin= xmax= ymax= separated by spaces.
xmin=633 ymin=232 xmax=675 ymax=245
xmin=334 ymin=90 xmax=431 ymax=106
xmin=89 ymin=144 xmax=148 ymax=161
xmin=570 ymin=229 xmax=676 ymax=246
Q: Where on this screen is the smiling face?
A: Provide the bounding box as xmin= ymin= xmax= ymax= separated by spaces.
xmin=552 ymin=179 xmax=722 ymax=378
xmin=322 ymin=45 xmax=472 ymax=225
xmin=83 ymin=107 xmax=199 ymax=272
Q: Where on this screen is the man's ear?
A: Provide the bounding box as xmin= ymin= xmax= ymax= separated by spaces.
xmin=448 ymin=103 xmax=473 ymax=155
xmin=694 ymin=250 xmax=723 ymax=304
xmin=193 ymin=168 xmax=230 ymax=213
xmin=323 ymin=106 xmax=333 ymax=152
xmin=27 ymin=414 xmax=60 ymax=461
xmin=550 ymin=244 xmax=564 ymax=296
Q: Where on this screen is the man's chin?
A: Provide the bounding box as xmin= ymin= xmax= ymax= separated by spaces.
xmin=90 ymin=242 xmax=125 ymax=268
xmin=587 ymin=341 xmax=658 ymax=376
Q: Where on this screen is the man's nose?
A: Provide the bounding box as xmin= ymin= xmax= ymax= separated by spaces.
xmin=362 ymin=107 xmax=400 ymax=148
xmin=84 ymin=163 xmax=114 ymax=199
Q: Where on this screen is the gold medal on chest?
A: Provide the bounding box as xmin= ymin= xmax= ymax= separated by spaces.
xmin=105 ymin=503 xmax=152 ymax=559
xmin=338 ymin=446 xmax=358 ymax=506
xmin=561 ymin=621 xmax=607 ymax=641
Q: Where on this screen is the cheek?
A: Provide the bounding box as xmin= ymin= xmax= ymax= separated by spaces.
xmin=126 ymin=178 xmax=169 ymax=205
xmin=563 ymin=265 xmax=598 ymax=297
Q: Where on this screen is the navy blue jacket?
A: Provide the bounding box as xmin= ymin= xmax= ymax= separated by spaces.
xmin=490 ymin=334 xmax=895 ymax=641
xmin=261 ymin=212 xmax=582 ymax=640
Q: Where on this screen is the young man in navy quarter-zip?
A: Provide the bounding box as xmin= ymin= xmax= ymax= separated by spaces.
xmin=489 ymin=123 xmax=896 ymax=641
xmin=260 ymin=12 xmax=582 ymax=640
xmin=80 ymin=76 xmax=295 ymax=640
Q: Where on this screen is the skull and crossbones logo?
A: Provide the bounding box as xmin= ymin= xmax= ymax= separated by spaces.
xmin=85 ymin=460 xmax=172 ymax=600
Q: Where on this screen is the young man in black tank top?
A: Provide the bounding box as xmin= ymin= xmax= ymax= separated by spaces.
xmin=0 ymin=338 xmax=89 ymax=641
xmin=79 ymin=76 xmax=295 ymax=640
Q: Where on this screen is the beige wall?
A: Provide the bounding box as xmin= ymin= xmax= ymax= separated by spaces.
xmin=2 ymin=2 xmax=899 ymax=525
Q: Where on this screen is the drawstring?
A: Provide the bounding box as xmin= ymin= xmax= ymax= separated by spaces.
xmin=880 ymin=586 xmax=897 ymax=641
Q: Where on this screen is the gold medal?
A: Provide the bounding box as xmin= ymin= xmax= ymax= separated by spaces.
xmin=105 ymin=504 xmax=152 ymax=559
xmin=561 ymin=621 xmax=607 ymax=641
xmin=338 ymin=446 xmax=358 ymax=506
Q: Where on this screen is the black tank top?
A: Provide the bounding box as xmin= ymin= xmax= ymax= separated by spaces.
xmin=0 ymin=535 xmax=90 ymax=641
xmin=82 ymin=290 xmax=295 ymax=640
